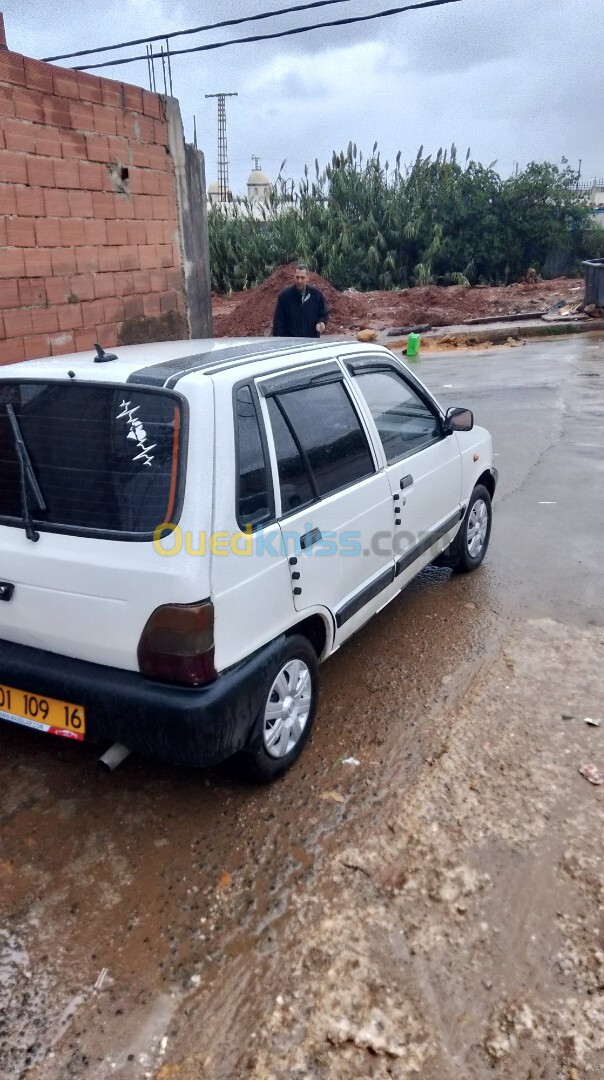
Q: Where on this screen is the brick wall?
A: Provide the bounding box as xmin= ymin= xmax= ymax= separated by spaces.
xmin=0 ymin=44 xmax=192 ymax=365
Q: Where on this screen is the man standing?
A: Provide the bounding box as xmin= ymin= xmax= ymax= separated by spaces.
xmin=272 ymin=264 xmax=329 ymax=338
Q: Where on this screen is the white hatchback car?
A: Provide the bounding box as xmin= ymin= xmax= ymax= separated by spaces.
xmin=0 ymin=338 xmax=496 ymax=779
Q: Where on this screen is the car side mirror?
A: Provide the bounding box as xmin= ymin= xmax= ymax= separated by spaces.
xmin=444 ymin=407 xmax=474 ymax=433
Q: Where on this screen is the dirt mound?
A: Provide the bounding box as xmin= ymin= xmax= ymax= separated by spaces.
xmin=214 ymin=263 xmax=364 ymax=337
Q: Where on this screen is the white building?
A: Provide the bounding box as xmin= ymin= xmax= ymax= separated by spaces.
xmin=208 ymin=164 xmax=273 ymax=215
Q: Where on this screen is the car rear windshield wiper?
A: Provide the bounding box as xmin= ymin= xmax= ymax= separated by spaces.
xmin=5 ymin=404 xmax=47 ymax=542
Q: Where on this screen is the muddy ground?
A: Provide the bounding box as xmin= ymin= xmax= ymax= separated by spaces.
xmin=1 ymin=335 xmax=603 ymax=1079
xmin=212 ymin=264 xmax=583 ymax=337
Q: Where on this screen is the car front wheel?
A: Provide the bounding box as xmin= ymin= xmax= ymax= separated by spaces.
xmin=435 ymin=483 xmax=492 ymax=572
xmin=240 ymin=634 xmax=319 ymax=782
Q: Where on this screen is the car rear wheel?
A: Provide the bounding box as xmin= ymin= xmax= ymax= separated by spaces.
xmin=240 ymin=634 xmax=319 ymax=782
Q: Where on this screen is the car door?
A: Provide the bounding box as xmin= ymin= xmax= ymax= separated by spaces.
xmin=345 ymin=356 xmax=464 ymax=579
xmin=257 ymin=361 xmax=396 ymax=639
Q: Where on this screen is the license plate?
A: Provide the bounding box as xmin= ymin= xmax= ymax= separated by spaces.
xmin=0 ymin=683 xmax=86 ymax=741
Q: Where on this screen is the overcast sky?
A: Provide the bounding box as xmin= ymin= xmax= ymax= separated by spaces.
xmin=3 ymin=0 xmax=603 ymax=195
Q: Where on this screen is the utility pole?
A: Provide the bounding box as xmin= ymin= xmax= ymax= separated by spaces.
xmin=205 ymin=92 xmax=238 ymax=203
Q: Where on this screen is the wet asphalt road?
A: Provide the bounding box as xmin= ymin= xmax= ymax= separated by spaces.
xmin=1 ymin=334 xmax=603 ymax=1079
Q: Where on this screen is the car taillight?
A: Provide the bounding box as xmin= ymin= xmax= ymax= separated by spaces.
xmin=137 ymin=600 xmax=216 ymax=685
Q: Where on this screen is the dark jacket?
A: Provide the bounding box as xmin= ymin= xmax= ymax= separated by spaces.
xmin=272 ymin=285 xmax=329 ymax=338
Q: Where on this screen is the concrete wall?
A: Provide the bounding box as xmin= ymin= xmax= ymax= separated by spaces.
xmin=0 ymin=29 xmax=211 ymax=365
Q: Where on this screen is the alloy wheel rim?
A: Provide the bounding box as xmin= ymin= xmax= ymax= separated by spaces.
xmin=466 ymin=498 xmax=489 ymax=558
xmin=263 ymin=659 xmax=312 ymax=759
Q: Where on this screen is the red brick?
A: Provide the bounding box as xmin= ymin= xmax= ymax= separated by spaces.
xmin=51 ymin=248 xmax=77 ymax=275
xmin=103 ymin=297 xmax=124 ymax=323
xmin=68 ymin=190 xmax=94 ymax=217
xmin=81 ymin=298 xmax=106 ymax=325
xmin=138 ymin=244 xmax=158 ymax=270
xmin=163 ymin=221 xmax=179 ymax=245
xmin=93 ymin=273 xmax=115 ymax=299
xmin=77 ymin=71 xmax=103 ymax=104
xmin=132 ymin=269 xmax=152 ymax=294
xmin=0 ymin=247 xmax=25 ymax=278
xmin=106 ymin=220 xmax=126 ymax=244
xmin=68 ymin=99 xmax=94 ymax=132
xmin=43 ymin=95 xmax=72 ymax=129
xmin=69 ymin=274 xmax=95 ymax=302
xmin=166 ymin=267 xmax=183 ymax=291
xmin=97 ymin=247 xmax=120 ymax=272
xmin=148 ymin=144 xmax=169 ymax=171
xmin=0 ymin=339 xmax=25 ymax=365
xmin=157 ymin=244 xmax=175 ymax=268
xmin=154 ymin=119 xmax=168 ymax=145
xmin=92 ymin=191 xmax=115 ymax=218
xmin=60 ymin=218 xmax=86 ymax=247
xmin=133 ymin=194 xmax=153 ymax=221
xmin=118 ymin=246 xmax=139 ymax=272
xmin=52 ymin=70 xmax=80 ymax=101
xmin=13 ymin=86 xmax=44 ymax=123
xmin=35 ymin=218 xmax=62 ymax=247
xmin=0 ymin=279 xmax=19 ymax=307
xmin=107 ymin=135 xmax=129 ymax=161
xmin=79 ymin=161 xmax=104 ymax=191
xmin=75 ymin=247 xmax=100 ymax=274
xmin=50 ymin=331 xmax=75 ymax=355
xmin=61 ymin=129 xmax=87 ymax=159
xmin=24 ymin=248 xmax=53 ymax=277
xmin=0 ymin=84 xmax=15 ymax=117
xmin=123 ymin=84 xmax=143 ymax=113
xmin=45 ymin=277 xmax=71 ymax=304
xmin=141 ymin=171 xmax=161 ymax=197
xmin=159 ymin=290 xmax=178 ymax=314
xmin=123 ymin=294 xmax=144 ymax=319
xmin=114 ymin=195 xmax=133 ymax=220
xmin=43 ymin=189 xmax=70 ymax=216
xmin=0 ymin=217 xmax=5 ymax=249
xmin=4 ymin=119 xmax=36 ymax=154
xmin=143 ymin=293 xmax=161 ymax=318
xmin=127 ymin=169 xmax=144 ymax=195
xmin=0 ymin=316 xmax=4 ymax=341
xmin=158 ymin=172 xmax=175 ymax=197
xmin=101 ymin=80 xmax=123 ymax=109
xmin=92 ymin=103 xmax=117 ymax=136
xmin=145 ymin=220 xmax=164 ymax=244
xmin=113 ymin=271 xmax=134 ymax=296
xmin=0 ymin=51 xmax=26 ymax=87
xmin=34 ymin=127 xmax=62 ymax=157
xmin=54 ymin=158 xmax=80 ymax=188
xmin=23 ymin=334 xmax=52 ymax=360
xmin=83 ymin=219 xmax=107 ymax=245
xmin=130 ymin=144 xmax=150 ymax=169
xmin=142 ymin=90 xmax=161 ymax=119
xmin=153 ymin=196 xmax=172 ymax=221
xmin=0 ymin=182 xmax=17 ymax=214
xmin=86 ymin=133 xmax=110 ymax=163
xmin=149 ymin=269 xmax=167 ymax=292
xmin=94 ymin=324 xmax=118 ymax=348
xmin=74 ymin=328 xmax=97 ymax=352
xmin=134 ymin=113 xmax=155 ymax=144
xmin=23 ymin=57 xmax=54 ymax=94
xmin=126 ymin=221 xmax=147 ymax=245
xmin=26 ymin=155 xmax=54 ymax=188
xmin=32 ymin=308 xmax=59 ymax=334
xmin=15 ymin=186 xmax=45 ymax=216
xmin=4 ymin=308 xmax=34 ymax=337
xmin=18 ymin=278 xmax=46 ymax=306
xmin=57 ymin=303 xmax=83 ymax=331
xmin=3 ymin=150 xmax=27 ymax=184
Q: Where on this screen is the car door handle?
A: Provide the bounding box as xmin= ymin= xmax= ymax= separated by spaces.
xmin=300 ymin=527 xmax=322 ymax=550
xmin=400 ymin=474 xmax=414 ymax=490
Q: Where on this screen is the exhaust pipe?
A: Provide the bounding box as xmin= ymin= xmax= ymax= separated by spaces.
xmin=98 ymin=742 xmax=131 ymax=772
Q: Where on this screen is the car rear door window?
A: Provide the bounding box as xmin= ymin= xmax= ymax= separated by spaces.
xmin=235 ymin=385 xmax=272 ymax=526
xmin=266 ymin=378 xmax=375 ymax=513
xmin=354 ymin=368 xmax=441 ymax=462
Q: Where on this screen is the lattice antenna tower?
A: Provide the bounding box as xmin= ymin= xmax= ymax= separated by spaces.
xmin=205 ymin=92 xmax=238 ymax=202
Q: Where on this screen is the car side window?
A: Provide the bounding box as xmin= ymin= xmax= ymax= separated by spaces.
xmin=354 ymin=367 xmax=441 ymax=463
xmin=267 ymin=380 xmax=375 ymax=513
xmin=266 ymin=397 xmax=315 ymax=513
xmin=235 ymin=385 xmax=272 ymax=526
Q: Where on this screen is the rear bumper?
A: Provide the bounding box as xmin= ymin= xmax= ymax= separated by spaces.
xmin=0 ymin=635 xmax=284 ymax=767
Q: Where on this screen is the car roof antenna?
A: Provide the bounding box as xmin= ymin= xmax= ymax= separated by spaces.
xmin=94 ymin=343 xmax=118 ymax=363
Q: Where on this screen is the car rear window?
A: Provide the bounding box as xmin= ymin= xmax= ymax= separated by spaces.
xmin=0 ymin=381 xmax=184 ymax=537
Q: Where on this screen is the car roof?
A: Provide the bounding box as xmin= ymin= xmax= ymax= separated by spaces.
xmin=1 ymin=337 xmax=372 ymax=390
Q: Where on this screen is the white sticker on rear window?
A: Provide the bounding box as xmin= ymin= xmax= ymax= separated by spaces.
xmin=116 ymin=399 xmax=157 ymax=467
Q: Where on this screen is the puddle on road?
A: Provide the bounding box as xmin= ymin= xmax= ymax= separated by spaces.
xmin=0 ymin=563 xmax=504 ymax=1078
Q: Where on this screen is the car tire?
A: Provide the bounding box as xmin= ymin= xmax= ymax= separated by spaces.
xmin=436 ymin=484 xmax=492 ymax=573
xmin=240 ymin=634 xmax=319 ymax=782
